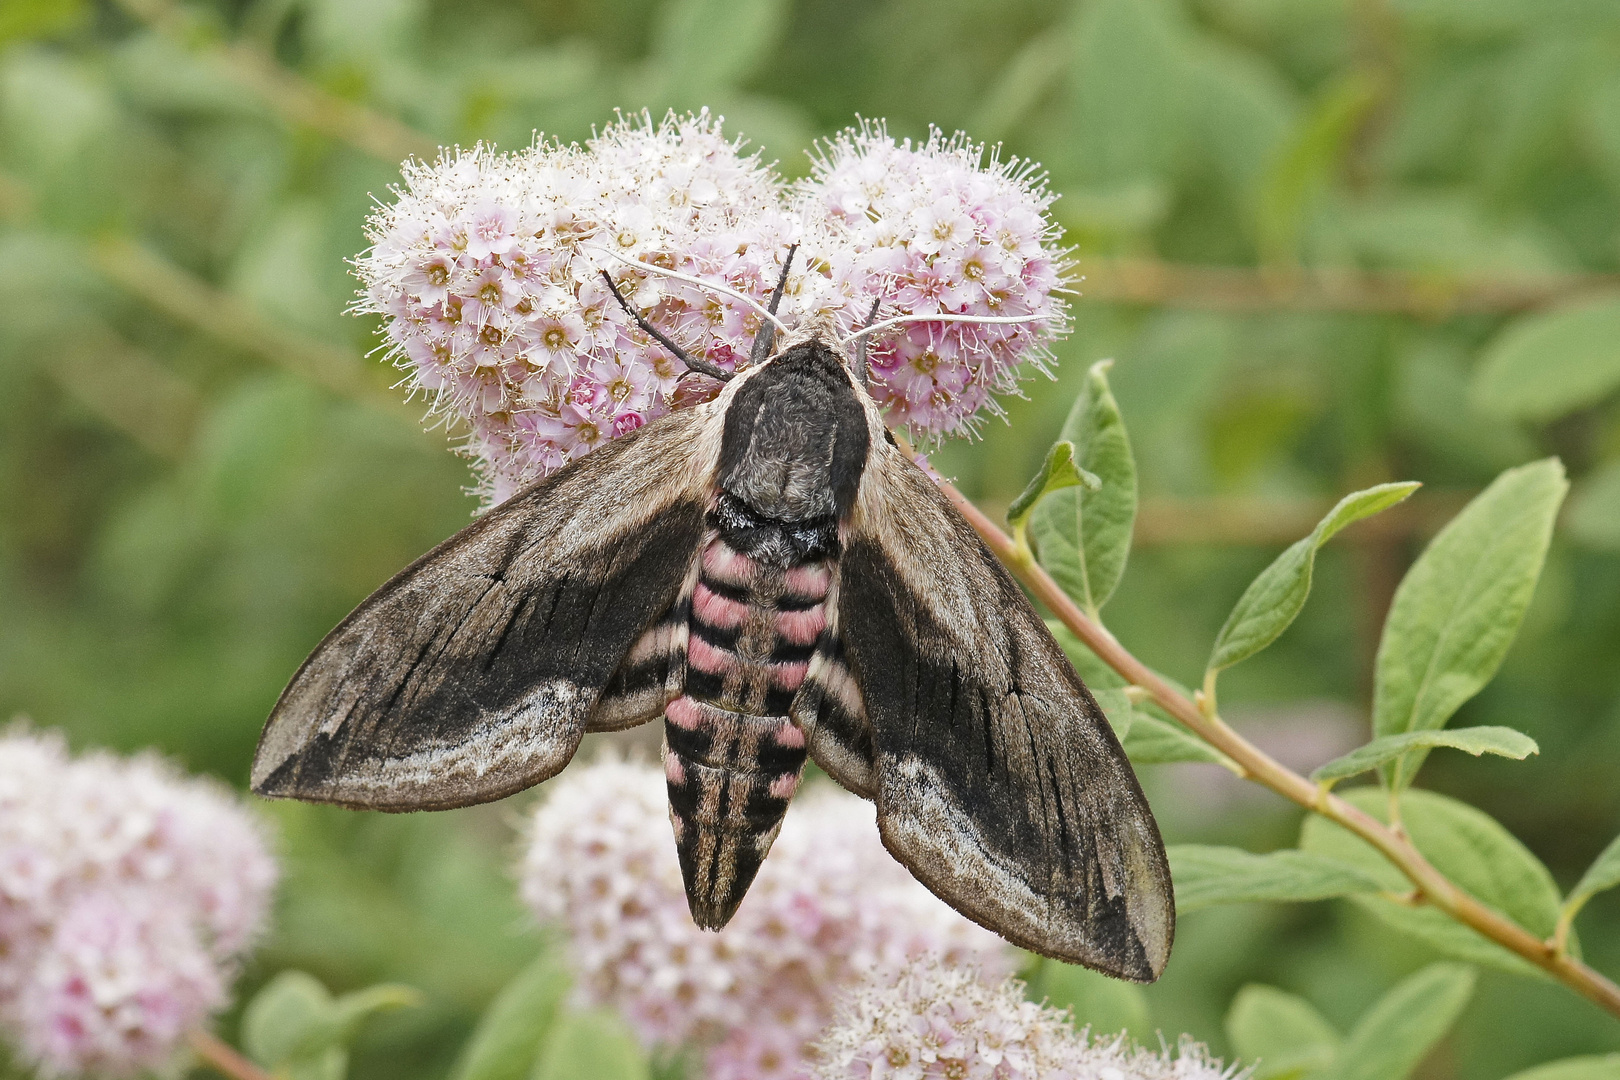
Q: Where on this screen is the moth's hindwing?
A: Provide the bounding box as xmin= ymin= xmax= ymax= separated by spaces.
xmin=250 ymin=405 xmax=722 ymax=811
xmin=834 ymin=432 xmax=1175 ymax=982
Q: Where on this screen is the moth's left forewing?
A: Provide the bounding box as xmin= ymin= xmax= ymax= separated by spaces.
xmin=836 ymin=409 xmax=1174 ymax=981
xmin=251 ymin=401 xmax=727 ymax=811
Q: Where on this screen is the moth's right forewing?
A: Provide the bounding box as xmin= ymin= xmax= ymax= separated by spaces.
xmin=251 ymin=405 xmax=722 ymax=811
xmin=839 ymin=439 xmax=1174 ymax=981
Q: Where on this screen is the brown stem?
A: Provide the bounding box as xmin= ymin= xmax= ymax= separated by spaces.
xmin=88 ymin=237 xmax=418 ymax=423
xmin=188 ymin=1030 xmax=275 ymax=1080
xmin=940 ymin=482 xmax=1620 ymax=1021
xmin=113 ymin=0 xmax=437 ymax=163
xmin=1077 ymin=258 xmax=1620 ymax=317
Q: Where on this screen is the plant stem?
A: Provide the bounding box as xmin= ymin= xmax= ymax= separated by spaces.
xmin=1077 ymin=257 xmax=1620 ymax=317
xmin=188 ymin=1030 xmax=275 ymax=1080
xmin=113 ymin=0 xmax=436 ymax=163
xmin=89 ymin=237 xmax=419 ymax=424
xmin=940 ymin=482 xmax=1620 ymax=1021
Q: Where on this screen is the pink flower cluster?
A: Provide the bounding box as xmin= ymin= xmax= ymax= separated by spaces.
xmin=0 ymin=730 xmax=276 ymax=1078
xmin=357 ymin=111 xmax=1068 ymax=507
xmin=519 ymin=758 xmax=1013 ymax=1080
xmin=813 ymin=956 xmax=1239 ymax=1080
xmin=799 ymin=123 xmax=1066 ymax=433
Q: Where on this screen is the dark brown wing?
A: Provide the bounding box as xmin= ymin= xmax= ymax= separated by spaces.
xmin=250 ymin=405 xmax=722 ymax=811
xmin=835 ymin=441 xmax=1174 ymax=981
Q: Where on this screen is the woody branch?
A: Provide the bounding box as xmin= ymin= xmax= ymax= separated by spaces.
xmin=942 ymin=483 xmax=1620 ymax=1022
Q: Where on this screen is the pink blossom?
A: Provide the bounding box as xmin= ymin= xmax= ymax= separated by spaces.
xmin=356 ymin=112 xmax=1069 ymax=508
xmin=0 ymin=729 xmax=276 ymax=1077
xmin=17 ymin=896 xmax=224 ymax=1079
xmin=519 ymin=758 xmax=1012 ymax=1078
xmin=812 ymin=957 xmax=1242 ymax=1080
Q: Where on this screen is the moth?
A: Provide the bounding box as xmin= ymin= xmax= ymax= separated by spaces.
xmin=251 ymin=250 xmax=1174 ymax=982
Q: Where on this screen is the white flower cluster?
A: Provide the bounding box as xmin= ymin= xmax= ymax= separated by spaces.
xmin=519 ymin=758 xmax=1013 ymax=1080
xmin=0 ymin=730 xmax=277 ymax=1078
xmin=357 ymin=111 xmax=1068 ymax=507
xmin=813 ymin=956 xmax=1241 ymax=1080
xmin=800 ymin=122 xmax=1066 ymax=434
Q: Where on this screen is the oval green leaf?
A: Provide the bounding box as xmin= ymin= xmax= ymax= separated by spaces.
xmin=242 ymin=971 xmax=336 ymax=1067
xmin=1029 ymin=359 xmax=1137 ymax=616
xmin=1169 ymin=845 xmax=1385 ymax=912
xmin=1299 ymin=788 xmax=1563 ymax=976
xmin=1309 ymin=726 xmax=1538 ymax=784
xmin=1568 ymin=834 xmax=1620 ymax=912
xmin=449 ymin=951 xmax=571 ymax=1080
xmin=1567 ymin=458 xmax=1620 ymax=552
xmin=1470 ymin=295 xmax=1620 ymax=422
xmin=1502 ymin=1056 xmax=1620 ymax=1080
xmin=1123 ymin=713 xmax=1231 ymax=767
xmin=1336 ymin=963 xmax=1475 ymax=1080
xmin=1225 ymin=985 xmax=1339 ymax=1080
xmin=531 ymin=1009 xmax=650 ymax=1080
xmin=1372 ymin=459 xmax=1566 ymax=789
xmin=1007 ymin=439 xmax=1099 ymax=532
xmin=1041 ymin=961 xmax=1150 ymax=1040
xmin=1209 ymin=482 xmax=1419 ymax=673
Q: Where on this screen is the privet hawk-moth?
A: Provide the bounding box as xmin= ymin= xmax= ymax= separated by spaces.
xmin=250 ymin=253 xmax=1175 ymax=982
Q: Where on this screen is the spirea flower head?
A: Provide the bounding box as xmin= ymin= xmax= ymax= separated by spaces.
xmin=800 ymin=122 xmax=1068 ymax=436
xmin=357 ymin=111 xmax=1069 ymax=507
xmin=0 ymin=729 xmax=277 ymax=1078
xmin=519 ymin=758 xmax=1013 ymax=1079
xmin=357 ymin=109 xmax=803 ymax=506
xmin=812 ymin=956 xmax=1242 ymax=1080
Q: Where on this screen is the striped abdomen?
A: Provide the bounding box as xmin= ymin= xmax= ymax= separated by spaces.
xmin=663 ymin=529 xmax=830 ymax=928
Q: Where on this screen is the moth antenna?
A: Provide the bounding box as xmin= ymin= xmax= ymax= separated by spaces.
xmin=851 ymin=298 xmax=881 ymax=388
xmin=748 ymin=244 xmax=798 ymax=368
xmin=589 ymin=245 xmax=790 ymax=336
xmin=598 ymin=270 xmax=734 ymax=383
xmin=840 ymin=311 xmax=1057 ymax=346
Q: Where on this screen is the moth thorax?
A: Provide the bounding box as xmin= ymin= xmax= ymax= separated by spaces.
xmin=774 ymin=313 xmax=848 ymax=361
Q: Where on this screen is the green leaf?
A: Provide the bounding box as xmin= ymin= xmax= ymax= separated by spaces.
xmin=243 ymin=972 xmax=338 ymax=1068
xmin=1471 ymin=296 xmax=1620 ymax=422
xmin=1502 ymin=1056 xmax=1620 ymax=1080
xmin=1045 ymin=621 xmax=1230 ymax=767
xmin=1168 ymin=845 xmax=1384 ymax=912
xmin=530 ymin=1010 xmax=650 ymax=1080
xmin=1070 ymin=0 xmax=1192 ymax=186
xmin=968 ymin=29 xmax=1073 ymax=142
xmin=1567 ymin=459 xmax=1620 ymax=552
xmin=448 ymin=952 xmax=571 ymax=1080
xmin=1300 ymin=788 xmax=1563 ymax=976
xmin=1123 ymin=713 xmax=1230 ymax=766
xmin=1567 ymin=834 xmax=1620 ymax=914
xmin=1040 ymin=961 xmax=1150 ymax=1039
xmin=1257 ymin=70 xmax=1384 ymax=265
xmin=652 ymin=0 xmax=790 ymax=102
xmin=1209 ymin=482 xmax=1419 ymax=673
xmin=1372 ymin=459 xmax=1566 ymax=790
xmin=1029 ymin=359 xmax=1138 ymax=615
xmin=1335 ymin=963 xmax=1475 ymax=1080
xmin=1007 ymin=439 xmax=1100 ymax=533
xmin=1309 ymin=726 xmax=1538 ymax=784
xmin=242 ymin=971 xmax=418 ymax=1080
xmin=1090 ymin=687 xmax=1137 ymax=741
xmin=1225 ymin=985 xmax=1339 ymax=1080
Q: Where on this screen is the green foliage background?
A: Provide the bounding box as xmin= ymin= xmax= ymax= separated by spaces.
xmin=2 ymin=0 xmax=1620 ymax=1075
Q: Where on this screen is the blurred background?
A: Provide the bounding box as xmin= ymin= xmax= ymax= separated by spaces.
xmin=2 ymin=0 xmax=1619 ymax=1075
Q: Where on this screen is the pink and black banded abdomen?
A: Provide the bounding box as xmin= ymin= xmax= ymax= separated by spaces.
xmin=662 ymin=531 xmax=830 ymax=928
